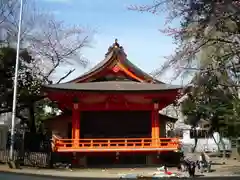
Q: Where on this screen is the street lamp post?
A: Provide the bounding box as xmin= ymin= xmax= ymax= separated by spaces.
xmin=9 ymin=0 xmax=24 ymax=161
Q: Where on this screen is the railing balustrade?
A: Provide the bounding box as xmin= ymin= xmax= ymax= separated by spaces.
xmin=52 ymin=136 xmax=180 ymax=152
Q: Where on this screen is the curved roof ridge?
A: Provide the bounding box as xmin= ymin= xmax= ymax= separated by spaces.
xmin=43 ymin=81 xmax=182 ymax=92
xmin=66 ymin=39 xmax=163 ymax=84
xmin=123 ymin=58 xmax=164 ymax=84
xmin=67 ymin=50 xmax=116 ymax=83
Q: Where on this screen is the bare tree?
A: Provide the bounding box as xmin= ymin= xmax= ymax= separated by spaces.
xmin=1 ymin=0 xmax=92 ymax=83
xmin=27 ymin=18 xmax=91 ymax=84
xmin=0 ymin=0 xmax=93 ymax=132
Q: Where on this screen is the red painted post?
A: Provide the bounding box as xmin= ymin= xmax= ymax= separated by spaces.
xmin=72 ymin=103 xmax=80 ymax=147
xmin=152 ymin=102 xmax=160 ymax=147
xmin=151 ymin=110 xmax=156 ymax=143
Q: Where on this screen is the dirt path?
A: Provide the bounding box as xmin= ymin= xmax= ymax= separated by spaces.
xmin=0 ymin=158 xmax=239 ymax=179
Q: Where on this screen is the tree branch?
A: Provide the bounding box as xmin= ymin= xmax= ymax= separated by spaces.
xmin=56 ymin=69 xmax=75 ymax=84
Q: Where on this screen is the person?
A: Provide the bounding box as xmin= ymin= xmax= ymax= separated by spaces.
xmin=186 ymin=159 xmax=196 ymax=177
xmin=183 ymin=155 xmax=197 ymax=177
xmin=197 ymin=152 xmax=204 ymax=173
xmin=178 ymin=156 xmax=187 ymax=172
xmin=197 ymin=152 xmax=211 ymax=173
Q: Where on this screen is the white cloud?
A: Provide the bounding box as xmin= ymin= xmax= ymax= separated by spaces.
xmin=43 ymin=0 xmax=72 ymax=4
xmin=51 ymin=10 xmax=61 ymax=15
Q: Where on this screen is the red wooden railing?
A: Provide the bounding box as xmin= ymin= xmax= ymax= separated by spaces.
xmin=52 ymin=135 xmax=180 ymax=152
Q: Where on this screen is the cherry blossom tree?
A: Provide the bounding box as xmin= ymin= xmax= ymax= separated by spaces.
xmin=129 ymin=1 xmax=240 ymax=148
xmin=0 ymin=0 xmax=93 ymax=132
xmin=1 ymin=0 xmax=92 ymax=83
xmin=129 ymin=0 xmax=240 ymax=80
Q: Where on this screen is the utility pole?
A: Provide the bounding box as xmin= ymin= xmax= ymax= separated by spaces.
xmin=9 ymin=0 xmax=23 ymax=161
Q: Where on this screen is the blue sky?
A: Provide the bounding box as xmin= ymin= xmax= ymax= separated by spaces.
xmin=38 ymin=0 xmax=181 ymax=83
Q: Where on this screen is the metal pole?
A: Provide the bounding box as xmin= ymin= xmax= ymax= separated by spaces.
xmin=9 ymin=0 xmax=23 ymax=161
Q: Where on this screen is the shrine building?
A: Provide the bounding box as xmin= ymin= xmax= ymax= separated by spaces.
xmin=42 ymin=40 xmax=182 ymax=166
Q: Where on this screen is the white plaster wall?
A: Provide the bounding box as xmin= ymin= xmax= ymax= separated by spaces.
xmin=0 ymin=113 xmax=20 ymax=150
xmin=0 ymin=112 xmax=21 ymax=127
xmin=181 ymin=131 xmax=231 ymax=152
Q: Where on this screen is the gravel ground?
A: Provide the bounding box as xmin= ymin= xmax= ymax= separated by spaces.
xmin=1 ymin=171 xmax=240 ymax=180
xmin=0 ymin=158 xmax=239 ymax=179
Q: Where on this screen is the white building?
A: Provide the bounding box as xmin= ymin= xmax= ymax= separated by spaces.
xmin=160 ymin=95 xmax=231 ymax=152
xmin=0 ymin=113 xmax=21 ymax=150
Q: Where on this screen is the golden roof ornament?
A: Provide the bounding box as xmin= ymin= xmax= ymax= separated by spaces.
xmin=114 ymin=39 xmax=120 ymax=48
xmin=105 ymin=39 xmax=122 ymax=56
